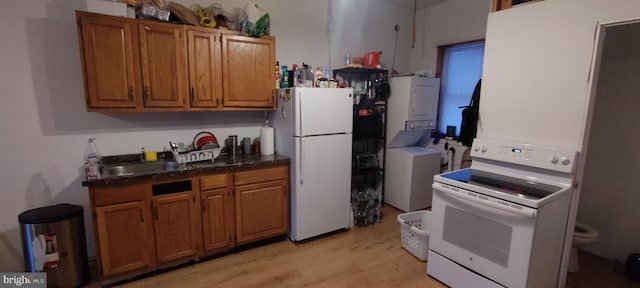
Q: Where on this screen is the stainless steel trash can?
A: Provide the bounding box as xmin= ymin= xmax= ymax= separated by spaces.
xmin=19 ymin=204 xmax=90 ymax=288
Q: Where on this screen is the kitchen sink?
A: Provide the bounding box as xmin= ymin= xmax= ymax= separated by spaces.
xmin=103 ymin=161 xmax=180 ymax=177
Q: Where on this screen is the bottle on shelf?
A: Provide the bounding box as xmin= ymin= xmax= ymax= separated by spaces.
xmin=281 ymin=65 xmax=289 ymax=88
xmin=314 ymin=67 xmax=324 ymax=87
xmin=302 ymin=63 xmax=313 ymax=87
xmin=84 ymin=138 xmax=102 ymax=180
xmin=292 ymin=64 xmax=301 ymax=87
xmin=275 ymin=61 xmax=281 ymax=89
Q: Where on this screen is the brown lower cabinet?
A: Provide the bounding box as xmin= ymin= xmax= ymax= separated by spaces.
xmin=95 ymin=201 xmax=152 ymax=276
xmin=200 ymin=173 xmax=235 ymax=254
xmin=234 ymin=166 xmax=289 ymax=245
xmin=152 ymin=192 xmax=199 ymax=263
xmin=88 ymin=164 xmax=289 ymax=283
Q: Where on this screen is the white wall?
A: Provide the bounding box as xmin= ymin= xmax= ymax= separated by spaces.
xmin=410 ymin=0 xmax=492 ymax=74
xmin=0 ymin=0 xmax=422 ymax=271
xmin=477 ymin=0 xmax=640 ymax=281
xmin=479 ymin=0 xmax=640 ymax=151
xmin=173 ymin=0 xmax=416 ymax=73
xmin=577 ymin=22 xmax=640 ymax=262
xmin=406 ymin=0 xmax=490 ymax=170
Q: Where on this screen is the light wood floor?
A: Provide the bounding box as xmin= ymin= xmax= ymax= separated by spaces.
xmin=88 ymin=205 xmax=640 ymax=288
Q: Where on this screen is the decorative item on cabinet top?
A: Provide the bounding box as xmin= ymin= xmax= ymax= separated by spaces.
xmin=75 ymin=11 xmax=276 ymax=112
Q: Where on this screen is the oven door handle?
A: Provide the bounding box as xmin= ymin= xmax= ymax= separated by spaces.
xmin=433 ymin=183 xmax=537 ymax=218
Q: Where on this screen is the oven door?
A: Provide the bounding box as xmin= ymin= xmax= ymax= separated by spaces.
xmin=430 ymin=182 xmax=537 ymax=288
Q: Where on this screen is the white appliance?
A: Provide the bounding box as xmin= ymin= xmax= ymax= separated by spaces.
xmin=384 ymin=146 xmax=440 ymax=212
xmin=386 ymin=76 xmax=440 ymax=148
xmin=270 ymin=87 xmax=353 ymax=242
xmin=427 ymin=138 xmax=578 ymax=288
xmin=384 ymin=76 xmax=441 ymax=211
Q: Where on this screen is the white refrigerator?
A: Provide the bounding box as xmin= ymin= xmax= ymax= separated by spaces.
xmin=270 ymin=87 xmax=353 ymax=241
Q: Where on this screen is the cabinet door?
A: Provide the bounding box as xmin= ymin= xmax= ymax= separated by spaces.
xmin=221 ymin=35 xmax=275 ymax=108
xmin=95 ymin=201 xmax=152 ymax=276
xmin=235 ymin=179 xmax=288 ymax=244
xmin=139 ymin=23 xmax=187 ymax=108
xmin=201 ymin=188 xmax=234 ymax=252
xmin=152 ymin=192 xmax=198 ymax=263
xmin=491 ymin=0 xmax=538 ymax=11
xmin=79 ymin=14 xmax=138 ymax=109
xmin=187 ymin=29 xmax=221 ymax=109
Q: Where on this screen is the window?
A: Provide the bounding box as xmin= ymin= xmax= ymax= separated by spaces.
xmin=437 ymin=41 xmax=485 ymax=136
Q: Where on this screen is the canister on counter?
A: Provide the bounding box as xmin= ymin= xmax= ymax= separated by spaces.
xmin=242 ymin=137 xmax=251 ymax=154
xmin=227 ymin=135 xmax=238 ymax=155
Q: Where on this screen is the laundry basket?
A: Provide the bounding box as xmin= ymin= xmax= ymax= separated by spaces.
xmin=397 ymin=210 xmax=431 ymax=261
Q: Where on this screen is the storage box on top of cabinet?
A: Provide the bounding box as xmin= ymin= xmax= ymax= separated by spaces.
xmin=85 ymin=0 xmax=134 ymax=18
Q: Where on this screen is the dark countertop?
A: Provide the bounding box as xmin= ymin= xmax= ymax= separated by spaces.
xmin=82 ymin=153 xmax=290 ymax=186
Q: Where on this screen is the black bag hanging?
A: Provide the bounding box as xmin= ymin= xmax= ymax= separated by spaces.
xmin=458 ymin=79 xmax=482 ymax=147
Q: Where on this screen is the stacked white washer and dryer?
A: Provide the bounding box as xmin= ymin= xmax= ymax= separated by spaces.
xmin=383 ymin=76 xmax=441 ymax=212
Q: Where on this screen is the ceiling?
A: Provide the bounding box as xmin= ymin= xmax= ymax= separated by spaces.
xmin=386 ymin=0 xmax=448 ymax=10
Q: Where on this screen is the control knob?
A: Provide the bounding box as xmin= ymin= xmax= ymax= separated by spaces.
xmin=474 ymin=145 xmax=480 ymax=152
xmin=560 ymin=156 xmax=571 ymax=165
xmin=550 ymin=156 xmax=559 ymax=164
xmin=481 ymin=146 xmax=488 ymax=153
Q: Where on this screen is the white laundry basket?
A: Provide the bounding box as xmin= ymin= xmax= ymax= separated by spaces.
xmin=397 ymin=210 xmax=431 ymax=261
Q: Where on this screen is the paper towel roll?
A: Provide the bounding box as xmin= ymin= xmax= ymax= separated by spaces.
xmin=260 ymin=127 xmax=274 ymax=155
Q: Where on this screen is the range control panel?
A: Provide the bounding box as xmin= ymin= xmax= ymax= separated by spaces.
xmin=471 ymin=138 xmax=579 ymax=173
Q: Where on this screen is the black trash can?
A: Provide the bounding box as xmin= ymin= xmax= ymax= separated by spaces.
xmin=18 ymin=204 xmax=90 ymax=288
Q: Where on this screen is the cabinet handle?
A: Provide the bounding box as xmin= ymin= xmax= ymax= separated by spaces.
xmin=139 ymin=208 xmax=144 ymax=223
xmin=128 ymin=86 xmax=133 ymax=101
xmin=201 ymin=198 xmax=206 ymax=212
xmin=144 ymin=86 xmax=150 ymax=103
xmin=190 ymin=87 xmax=195 ymax=104
xmin=145 ymin=26 xmax=151 ymax=31
xmin=154 ymin=206 xmax=158 ymax=220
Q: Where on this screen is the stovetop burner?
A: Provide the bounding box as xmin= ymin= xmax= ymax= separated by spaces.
xmin=441 ymin=168 xmax=563 ymax=201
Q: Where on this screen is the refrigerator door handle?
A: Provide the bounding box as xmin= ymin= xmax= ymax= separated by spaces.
xmin=299 ymin=137 xmax=304 ymax=184
xmin=298 ymin=91 xmax=303 ymax=136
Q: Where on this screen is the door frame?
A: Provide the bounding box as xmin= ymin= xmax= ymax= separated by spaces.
xmin=559 ymin=16 xmax=640 ymax=287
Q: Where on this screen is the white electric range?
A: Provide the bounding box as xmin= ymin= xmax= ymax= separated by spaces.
xmin=427 ymin=138 xmax=579 ymax=288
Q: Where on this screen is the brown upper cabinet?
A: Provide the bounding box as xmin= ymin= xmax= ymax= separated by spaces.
xmin=186 ymin=27 xmax=223 ymax=109
xmin=491 ymin=0 xmax=542 ymax=12
xmin=138 ymin=22 xmax=188 ymax=108
xmin=76 ymin=11 xmax=276 ymax=112
xmin=222 ymin=35 xmax=276 ymax=109
xmin=78 ymin=14 xmax=140 ymax=109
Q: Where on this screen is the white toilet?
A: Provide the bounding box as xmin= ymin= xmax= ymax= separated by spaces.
xmin=569 ymin=222 xmax=599 ymax=272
